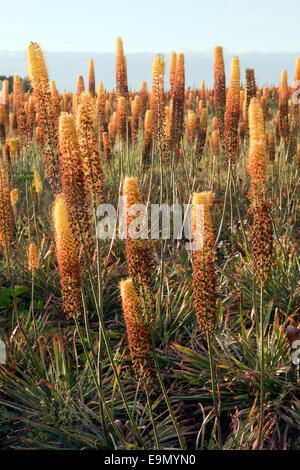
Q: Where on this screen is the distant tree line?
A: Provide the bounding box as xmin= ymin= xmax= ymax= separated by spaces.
xmin=0 ymin=75 xmax=32 ymax=93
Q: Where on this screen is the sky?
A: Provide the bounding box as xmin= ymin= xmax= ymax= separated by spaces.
xmin=0 ymin=0 xmax=299 ymax=91
xmin=1 ymin=0 xmax=299 ymax=54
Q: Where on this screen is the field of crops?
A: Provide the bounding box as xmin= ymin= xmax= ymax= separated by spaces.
xmin=0 ymin=38 xmax=299 ymax=450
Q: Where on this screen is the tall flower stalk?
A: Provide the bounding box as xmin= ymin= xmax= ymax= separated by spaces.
xmin=192 ymin=190 xmax=221 ymax=449
xmin=151 ymin=55 xmax=165 ymax=153
xmin=247 ymin=97 xmax=273 ymax=449
xmin=123 ymin=177 xmax=153 ymax=318
xmin=13 ymin=74 xmax=28 ymax=145
xmin=59 ymin=113 xmax=93 ymax=258
xmin=76 ymin=91 xmax=104 ymax=207
xmin=170 ymin=53 xmax=185 ymax=152
xmin=27 ymin=42 xmax=61 ymax=195
xmin=120 ymin=278 xmax=151 ymax=379
xmin=52 ymin=194 xmax=82 ymax=318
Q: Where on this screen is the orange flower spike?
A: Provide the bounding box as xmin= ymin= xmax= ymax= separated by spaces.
xmin=142 ymin=109 xmax=152 ymax=167
xmin=52 ymin=194 xmax=82 ymax=318
xmin=200 ymin=79 xmax=206 ymax=108
xmin=297 ymin=143 xmax=300 ymax=169
xmin=35 ymin=126 xmax=42 ymax=145
xmin=102 ymin=131 xmax=112 ymax=161
xmin=120 ymin=278 xmax=151 ymax=380
xmin=117 ymin=96 xmax=127 ymax=143
xmin=151 ymin=54 xmax=165 ymax=152
xmin=9 ymin=139 xmax=19 ymax=158
xmin=13 ymin=74 xmax=28 ymax=144
xmin=63 ymin=90 xmax=68 ymax=112
xmin=72 ymin=95 xmax=78 ymax=116
xmin=187 ymin=110 xmax=196 ymax=144
xmin=10 ymin=188 xmax=18 ymax=215
xmin=76 ymin=75 xmax=85 ymax=97
xmin=116 ymin=37 xmax=129 ymax=103
xmin=212 ymin=116 xmax=218 ymax=131
xmin=88 ymin=59 xmax=95 ymax=96
xmin=247 ymin=98 xmax=273 ymax=286
xmin=131 ymin=95 xmax=140 ymax=145
xmin=170 ymin=53 xmax=185 ymax=150
xmin=214 ymin=46 xmax=226 ymax=142
xmin=50 ymin=80 xmax=61 ymax=122
xmin=33 ymin=169 xmax=43 ymax=198
xmin=247 ymin=97 xmax=267 ymax=188
xmin=96 ymin=81 xmax=106 ymax=139
xmin=224 ymin=56 xmax=240 ymax=164
xmin=1 ymin=80 xmax=9 ymax=128
xmin=211 ymin=130 xmax=219 ymax=157
xmin=27 ymin=42 xmax=61 ymax=195
xmin=123 ymin=177 xmax=153 ymax=307
xmin=108 ymin=111 xmax=118 ymax=146
xmin=28 ymin=242 xmax=39 ymax=274
xmin=196 ymin=108 xmax=208 ymax=158
xmin=169 ymin=52 xmax=177 ymax=94
xmin=278 ymin=70 xmax=289 ymax=141
xmin=76 ymin=91 xmax=104 ymax=206
xmin=26 ymin=95 xmax=35 ymax=140
xmin=268 ymin=130 xmax=275 ymax=162
xmin=244 ymin=68 xmax=257 ymax=136
xmin=192 ymin=191 xmax=215 ymax=250
xmin=140 ymin=81 xmax=148 ymax=120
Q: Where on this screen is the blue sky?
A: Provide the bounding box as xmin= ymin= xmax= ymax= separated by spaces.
xmin=1 ymin=0 xmax=300 ymax=53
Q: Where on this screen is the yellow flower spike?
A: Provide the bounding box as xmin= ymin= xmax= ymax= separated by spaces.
xmin=59 ymin=112 xmax=93 ymax=257
xmin=120 ymin=278 xmax=151 ymax=380
xmin=76 ymin=91 xmax=104 ymax=206
xmin=142 ymin=109 xmax=152 ymax=167
xmin=10 ymin=188 xmax=18 ymax=215
xmin=0 ymin=166 xmax=13 ymax=252
xmin=192 ymin=191 xmax=216 ymax=335
xmin=224 ymin=56 xmax=240 ymax=164
xmin=88 ymin=58 xmax=95 ymax=96
xmin=28 ymin=242 xmax=39 ymax=273
xmin=123 ymin=177 xmax=153 ymax=314
xmin=247 ymin=98 xmax=273 ymax=286
xmin=52 ymin=194 xmax=82 ymax=318
xmin=214 ymin=46 xmax=226 ymax=142
xmin=169 ymin=52 xmax=177 ymax=94
xmin=27 ymin=42 xmax=61 ymax=195
xmin=151 ymin=54 xmax=165 ymax=153
xmin=13 ymin=74 xmax=28 ymax=144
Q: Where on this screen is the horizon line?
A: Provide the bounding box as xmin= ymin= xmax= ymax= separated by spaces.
xmin=0 ymin=48 xmax=299 ymax=56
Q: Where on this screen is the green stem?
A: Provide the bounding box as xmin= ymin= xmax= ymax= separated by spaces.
xmin=93 ymin=206 xmax=108 ymax=442
xmin=74 ymin=314 xmax=124 ymax=448
xmin=257 ymin=285 xmax=265 ymax=449
xmin=5 ymin=241 xmax=18 ymax=329
xmin=207 ymin=332 xmax=222 ymax=450
xmin=87 ymin=268 xmax=147 ymax=450
xmin=143 ymin=378 xmax=161 ymax=450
